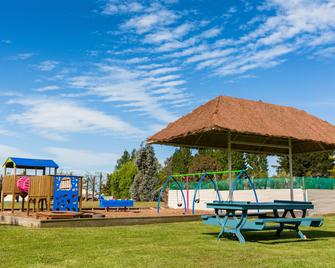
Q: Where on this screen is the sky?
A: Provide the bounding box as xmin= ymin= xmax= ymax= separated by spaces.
xmin=0 ymin=0 xmax=335 ymax=174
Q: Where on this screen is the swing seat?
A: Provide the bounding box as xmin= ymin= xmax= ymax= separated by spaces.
xmin=177 ymin=203 xmax=183 ymax=207
xmin=195 ymin=198 xmax=200 ymax=203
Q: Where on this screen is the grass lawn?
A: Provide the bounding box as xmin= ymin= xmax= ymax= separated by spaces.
xmin=1 ymin=217 xmax=335 ymax=268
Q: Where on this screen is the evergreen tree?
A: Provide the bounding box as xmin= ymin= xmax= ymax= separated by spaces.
xmin=115 ymin=150 xmax=131 ymax=170
xmin=245 ymin=153 xmax=269 ymax=178
xmin=109 ymin=161 xmax=138 ymax=199
xmin=278 ymin=152 xmax=334 ymax=177
xmin=130 ymin=144 xmax=160 ymax=201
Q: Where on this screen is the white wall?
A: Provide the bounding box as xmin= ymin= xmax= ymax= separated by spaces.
xmin=168 ymin=189 xmax=305 ymax=210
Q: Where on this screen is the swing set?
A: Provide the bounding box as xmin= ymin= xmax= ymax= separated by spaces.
xmin=157 ymin=169 xmax=259 ymax=215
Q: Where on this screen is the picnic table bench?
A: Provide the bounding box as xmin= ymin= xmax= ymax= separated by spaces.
xmin=202 ymin=200 xmax=323 ymax=243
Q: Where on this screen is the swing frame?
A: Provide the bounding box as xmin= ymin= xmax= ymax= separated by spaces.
xmin=157 ymin=175 xmax=187 ymax=213
xmin=157 ymin=170 xmax=260 ymax=214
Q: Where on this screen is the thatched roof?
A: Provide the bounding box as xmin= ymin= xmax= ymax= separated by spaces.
xmin=148 ymin=96 xmax=335 ymax=155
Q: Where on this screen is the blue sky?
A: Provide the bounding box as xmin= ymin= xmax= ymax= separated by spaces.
xmin=0 ymin=0 xmax=335 ymax=173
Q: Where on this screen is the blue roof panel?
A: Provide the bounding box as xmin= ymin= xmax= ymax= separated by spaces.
xmin=6 ymin=157 xmax=59 ymax=168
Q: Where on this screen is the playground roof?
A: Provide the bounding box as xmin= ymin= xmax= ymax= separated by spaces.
xmin=148 ymin=96 xmax=335 ymax=155
xmin=3 ymin=157 xmax=59 ymax=169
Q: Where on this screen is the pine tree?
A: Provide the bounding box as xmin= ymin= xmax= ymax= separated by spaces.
xmin=130 ymin=144 xmax=160 ymax=201
xmin=115 ymin=150 xmax=131 ymax=170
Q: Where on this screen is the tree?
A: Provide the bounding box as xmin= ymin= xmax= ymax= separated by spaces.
xmin=130 ymin=144 xmax=160 ymax=201
xmin=188 ymin=149 xmax=246 ymax=175
xmin=278 ymin=152 xmax=334 ymax=177
xmin=245 ymin=153 xmax=269 ymax=178
xmin=169 ymin=147 xmax=193 ymax=174
xmin=115 ymin=150 xmax=131 ymax=170
xmin=189 ymin=150 xmax=222 ymax=174
xmin=109 ymin=161 xmax=138 ymax=199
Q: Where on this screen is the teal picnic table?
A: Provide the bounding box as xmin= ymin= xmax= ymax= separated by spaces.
xmin=202 ymin=200 xmax=323 ymax=243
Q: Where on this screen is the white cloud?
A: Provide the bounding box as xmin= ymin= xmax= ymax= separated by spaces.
xmin=7 ymin=97 xmax=143 ymax=141
xmin=0 ymin=144 xmax=34 ymax=163
xmin=35 ymin=85 xmax=61 ymax=92
xmin=170 ymin=0 xmax=335 ymax=76
xmin=35 ymin=60 xmax=59 ymax=71
xmin=314 ymin=46 xmax=335 ymax=58
xmin=122 ymin=9 xmax=179 ymax=34
xmin=67 ymin=63 xmax=189 ymax=123
xmin=200 ymin=27 xmax=222 ymax=39
xmin=44 ymin=147 xmax=118 ymax=173
xmin=102 ymin=0 xmax=144 ymax=15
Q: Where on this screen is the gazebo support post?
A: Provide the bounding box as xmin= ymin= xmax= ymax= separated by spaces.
xmin=289 ymin=138 xmax=294 ymax=201
xmin=228 ymin=131 xmax=233 ymax=201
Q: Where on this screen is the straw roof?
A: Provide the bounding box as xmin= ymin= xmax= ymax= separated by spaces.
xmin=148 ymin=96 xmax=335 ymax=155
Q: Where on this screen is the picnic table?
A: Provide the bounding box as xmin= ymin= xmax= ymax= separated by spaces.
xmin=202 ymin=200 xmax=323 ymax=243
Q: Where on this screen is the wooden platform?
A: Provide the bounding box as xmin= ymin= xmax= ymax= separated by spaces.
xmin=36 ymin=211 xmax=84 ymax=220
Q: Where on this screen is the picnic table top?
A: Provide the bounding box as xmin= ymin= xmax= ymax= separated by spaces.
xmin=206 ymin=200 xmax=314 ymax=210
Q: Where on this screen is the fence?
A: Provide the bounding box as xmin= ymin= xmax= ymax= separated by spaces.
xmin=170 ymin=177 xmax=335 ymax=190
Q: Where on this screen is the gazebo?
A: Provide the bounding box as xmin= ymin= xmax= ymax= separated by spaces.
xmin=148 ymin=96 xmax=335 ymax=201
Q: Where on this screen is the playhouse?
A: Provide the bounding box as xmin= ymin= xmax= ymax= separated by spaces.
xmin=1 ymin=157 xmax=82 ymax=214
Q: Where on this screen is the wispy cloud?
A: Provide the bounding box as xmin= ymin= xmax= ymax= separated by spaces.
xmin=0 ymin=144 xmax=34 ymax=161
xmin=122 ymin=8 xmax=179 ymax=34
xmin=102 ymin=0 xmax=144 ymax=15
xmin=35 ymin=85 xmax=61 ymax=92
xmin=7 ymin=97 xmax=143 ymax=141
xmin=35 ymin=60 xmax=59 ymax=71
xmin=67 ymin=62 xmax=189 ymax=123
xmin=44 ymin=147 xmax=118 ymax=173
xmin=108 ymin=0 xmax=335 ymax=79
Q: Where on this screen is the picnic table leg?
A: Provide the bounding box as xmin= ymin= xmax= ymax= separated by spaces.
xmin=234 ymin=210 xmax=248 ymax=244
xmin=215 ymin=209 xmax=229 ymax=240
xmin=216 ymin=209 xmax=248 ymax=243
xmin=274 ymin=209 xmax=308 ymax=239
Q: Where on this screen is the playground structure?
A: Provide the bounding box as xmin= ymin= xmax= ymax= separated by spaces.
xmin=1 ymin=157 xmax=82 ymax=214
xmin=157 ymin=169 xmax=259 ymax=215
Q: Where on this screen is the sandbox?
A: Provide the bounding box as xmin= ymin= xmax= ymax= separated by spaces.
xmin=0 ymin=207 xmax=210 ymax=228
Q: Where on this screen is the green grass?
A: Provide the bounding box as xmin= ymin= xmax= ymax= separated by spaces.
xmin=1 ymin=217 xmax=335 ymax=267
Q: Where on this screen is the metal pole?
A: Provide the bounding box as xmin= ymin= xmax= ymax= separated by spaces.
xmin=228 ymin=131 xmax=233 ymax=201
xmin=289 ymin=138 xmax=294 ymax=201
xmin=186 ymin=176 xmax=189 ymax=214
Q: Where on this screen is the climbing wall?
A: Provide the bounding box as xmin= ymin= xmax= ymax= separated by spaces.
xmin=52 ymin=175 xmax=80 ymax=211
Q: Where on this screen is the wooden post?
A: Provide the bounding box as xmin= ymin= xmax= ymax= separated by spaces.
xmin=11 ymin=166 xmax=16 ymax=213
xmin=99 ymin=172 xmax=102 ymax=197
xmin=92 ymin=175 xmax=96 ymax=204
xmin=85 ymin=177 xmax=89 ymax=201
xmin=289 ymin=138 xmax=294 ymax=201
xmin=1 ymin=181 xmax=4 ymax=212
xmin=228 ymin=131 xmax=233 ymax=201
xmin=79 ymin=177 xmax=83 ymax=211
